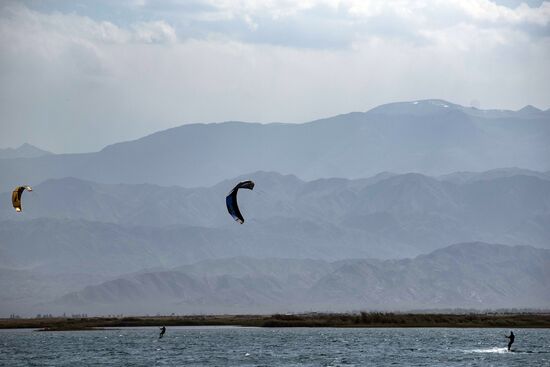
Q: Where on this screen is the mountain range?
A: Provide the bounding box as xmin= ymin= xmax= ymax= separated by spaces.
xmin=1 ymin=169 xmax=549 ymax=278
xmin=46 ymin=242 xmax=550 ymax=315
xmin=0 ymin=99 xmax=549 ymax=316
xmin=0 ymin=99 xmax=548 ymax=191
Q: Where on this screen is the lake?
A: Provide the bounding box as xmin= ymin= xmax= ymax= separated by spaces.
xmin=0 ymin=327 xmax=548 ymax=366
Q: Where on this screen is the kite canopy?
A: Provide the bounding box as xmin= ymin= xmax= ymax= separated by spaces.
xmin=12 ymin=186 xmax=32 ymax=212
xmin=226 ymin=180 xmax=255 ymax=224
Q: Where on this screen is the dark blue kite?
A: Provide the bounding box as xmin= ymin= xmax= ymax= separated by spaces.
xmin=226 ymin=180 xmax=255 ymax=224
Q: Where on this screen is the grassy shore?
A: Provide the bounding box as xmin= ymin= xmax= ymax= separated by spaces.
xmin=1 ymin=312 xmax=550 ymax=331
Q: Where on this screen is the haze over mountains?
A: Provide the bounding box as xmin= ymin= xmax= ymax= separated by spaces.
xmin=54 ymin=243 xmax=550 ymax=315
xmin=1 ymin=169 xmax=549 ymax=316
xmin=0 ymin=99 xmax=549 ymax=316
xmin=0 ymin=100 xmax=548 ymax=191
xmin=1 ymin=170 xmax=549 ymax=270
xmin=3 ymin=242 xmax=549 ymax=315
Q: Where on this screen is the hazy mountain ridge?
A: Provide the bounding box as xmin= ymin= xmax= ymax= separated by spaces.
xmin=0 ymin=143 xmax=52 ymax=160
xmin=0 ymin=218 xmax=247 ymax=275
xmin=0 ymin=217 xmax=400 ymax=275
xmin=0 ymin=99 xmax=548 ymax=191
xmin=2 ymin=169 xmax=548 ymax=229
xmin=438 ymin=167 xmax=550 ymax=184
xmin=369 ymin=100 xmax=549 ymax=119
xmin=0 ymin=266 xmax=110 ymax=315
xmin=1 ymin=170 xmax=549 ymax=277
xmin=308 ymin=243 xmax=550 ymax=310
xmin=52 ymin=243 xmax=550 ymax=315
xmin=0 ymin=98 xmax=548 ymax=316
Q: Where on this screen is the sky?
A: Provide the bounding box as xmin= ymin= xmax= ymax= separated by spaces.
xmin=0 ymin=0 xmax=549 ymax=153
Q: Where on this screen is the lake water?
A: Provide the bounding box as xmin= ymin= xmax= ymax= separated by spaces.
xmin=0 ymin=327 xmax=548 ymax=366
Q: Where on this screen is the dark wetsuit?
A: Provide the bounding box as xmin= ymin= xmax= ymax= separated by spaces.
xmin=159 ymin=326 xmax=166 ymax=339
xmin=506 ymin=332 xmax=515 ymax=351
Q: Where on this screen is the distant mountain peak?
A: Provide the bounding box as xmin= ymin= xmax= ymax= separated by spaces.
xmin=0 ymin=143 xmax=52 ymax=159
xmin=518 ymin=105 xmax=542 ymax=114
xmin=412 ymin=99 xmax=456 ymax=107
xmin=366 ymin=99 xmax=465 ymax=116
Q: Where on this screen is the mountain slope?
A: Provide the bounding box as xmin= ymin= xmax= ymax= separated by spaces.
xmin=51 ymin=243 xmax=550 ymax=315
xmin=308 ymin=242 xmax=550 ymax=310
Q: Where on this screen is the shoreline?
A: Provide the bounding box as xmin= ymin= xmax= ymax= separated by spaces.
xmin=1 ymin=312 xmax=550 ymax=331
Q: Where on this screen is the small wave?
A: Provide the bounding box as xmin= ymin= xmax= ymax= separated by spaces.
xmin=464 ymin=347 xmax=509 ymax=354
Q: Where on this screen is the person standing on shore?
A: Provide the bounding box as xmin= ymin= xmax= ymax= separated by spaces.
xmin=505 ymin=331 xmax=515 ymax=351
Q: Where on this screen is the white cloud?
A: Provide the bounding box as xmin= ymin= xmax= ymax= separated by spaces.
xmin=0 ymin=5 xmax=129 ymax=43
xmin=448 ymin=0 xmax=550 ymax=25
xmin=0 ymin=1 xmax=548 ymax=153
xmin=157 ymin=0 xmax=549 ymax=51
xmin=205 ymin=0 xmax=550 ymax=27
xmin=132 ymin=21 xmax=178 ymax=43
xmin=0 ymin=3 xmax=178 ymax=46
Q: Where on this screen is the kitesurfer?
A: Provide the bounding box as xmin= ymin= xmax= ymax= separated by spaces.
xmin=505 ymin=331 xmax=514 ymax=351
xmin=159 ymin=326 xmax=166 ymax=339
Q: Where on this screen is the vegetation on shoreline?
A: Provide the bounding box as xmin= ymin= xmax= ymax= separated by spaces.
xmin=1 ymin=312 xmax=550 ymax=331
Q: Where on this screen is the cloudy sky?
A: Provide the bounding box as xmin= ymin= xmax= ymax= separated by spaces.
xmin=1 ymin=0 xmax=549 ymax=153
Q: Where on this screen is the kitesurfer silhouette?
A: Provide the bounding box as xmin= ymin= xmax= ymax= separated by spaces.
xmin=159 ymin=326 xmax=166 ymax=339
xmin=505 ymin=331 xmax=514 ymax=351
